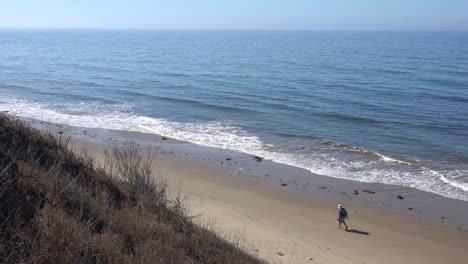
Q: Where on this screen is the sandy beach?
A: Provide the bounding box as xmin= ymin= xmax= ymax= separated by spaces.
xmin=59 ymin=124 xmax=468 ymax=264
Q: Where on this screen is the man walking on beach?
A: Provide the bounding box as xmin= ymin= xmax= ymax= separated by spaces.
xmin=337 ymin=204 xmax=348 ymax=231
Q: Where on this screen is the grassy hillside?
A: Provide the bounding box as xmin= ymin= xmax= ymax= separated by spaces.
xmin=0 ymin=114 xmax=264 ymax=264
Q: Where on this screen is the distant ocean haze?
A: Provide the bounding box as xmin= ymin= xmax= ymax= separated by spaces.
xmin=1 ymin=30 xmax=467 ymax=200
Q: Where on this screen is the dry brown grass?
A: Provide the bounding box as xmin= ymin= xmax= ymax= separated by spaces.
xmin=0 ymin=114 xmax=265 ymax=264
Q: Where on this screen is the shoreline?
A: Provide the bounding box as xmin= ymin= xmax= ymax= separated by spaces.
xmin=4 ymin=95 xmax=465 ymax=203
xmin=22 ymin=117 xmax=468 ymax=263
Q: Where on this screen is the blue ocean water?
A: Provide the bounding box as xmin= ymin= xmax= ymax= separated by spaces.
xmin=1 ymin=29 xmax=467 ymax=200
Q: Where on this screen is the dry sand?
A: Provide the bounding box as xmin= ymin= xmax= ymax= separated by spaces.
xmin=71 ymin=137 xmax=468 ymax=264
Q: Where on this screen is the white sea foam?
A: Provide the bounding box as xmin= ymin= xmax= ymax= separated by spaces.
xmin=430 ymin=169 xmax=468 ymax=192
xmin=1 ymin=94 xmax=467 ymax=201
xmin=376 ymin=153 xmax=412 ymax=165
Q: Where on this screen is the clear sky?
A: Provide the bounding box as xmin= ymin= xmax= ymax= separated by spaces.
xmin=1 ymin=0 xmax=467 ymax=30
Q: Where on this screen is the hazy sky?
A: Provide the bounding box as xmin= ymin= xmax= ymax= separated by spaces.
xmin=1 ymin=0 xmax=467 ymax=30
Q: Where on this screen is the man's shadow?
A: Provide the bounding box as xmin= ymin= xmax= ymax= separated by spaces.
xmin=346 ymin=229 xmax=370 ymax=235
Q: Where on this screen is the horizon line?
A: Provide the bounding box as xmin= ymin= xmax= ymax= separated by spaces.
xmin=0 ymin=27 xmax=467 ymax=32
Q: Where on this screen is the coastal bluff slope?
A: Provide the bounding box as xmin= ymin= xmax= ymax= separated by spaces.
xmin=0 ymin=114 xmax=263 ymax=264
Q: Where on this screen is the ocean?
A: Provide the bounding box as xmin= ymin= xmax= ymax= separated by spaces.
xmin=1 ymin=29 xmax=467 ymax=200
